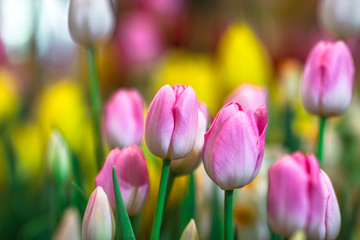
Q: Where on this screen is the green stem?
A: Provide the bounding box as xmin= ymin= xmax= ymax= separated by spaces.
xmin=87 ymin=47 xmax=104 ymax=170
xmin=164 ymin=170 xmax=176 ymax=206
xmin=71 ymin=181 xmax=88 ymax=203
xmin=112 ymin=167 xmax=135 ymax=240
xmin=224 ymin=189 xmax=234 ymax=240
xmin=151 ymin=159 xmax=171 ymax=240
xmin=317 ymin=117 xmax=326 ymax=167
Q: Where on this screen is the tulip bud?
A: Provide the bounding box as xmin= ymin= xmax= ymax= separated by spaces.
xmin=306 ymin=170 xmax=341 ymax=240
xmin=82 ymin=187 xmax=115 ymax=240
xmin=301 ymin=41 xmax=354 ymax=117
xmin=203 ymin=102 xmax=268 ymax=190
xmin=68 ymin=0 xmax=115 ymax=47
xmin=267 ymin=152 xmax=324 ymax=238
xmin=103 ymin=89 xmax=144 ymax=149
xmin=47 ymin=130 xmax=72 ymax=184
xmin=95 ymin=145 xmax=150 ymax=215
xmin=180 ymin=219 xmax=199 ymax=240
xmin=170 ymin=102 xmax=209 ymax=175
xmin=145 ymin=84 xmax=198 ymax=160
xmin=53 ymin=208 xmax=81 ymax=240
xmin=319 ymin=0 xmax=360 ymax=38
xmin=225 ymin=84 xmax=267 ymax=112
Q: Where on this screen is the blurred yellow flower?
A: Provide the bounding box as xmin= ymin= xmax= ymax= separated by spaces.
xmin=150 ymin=50 xmax=223 ymax=114
xmin=37 ymin=80 xmax=87 ymax=153
xmin=217 ymin=23 xmax=272 ymax=91
xmin=0 ymin=68 xmax=19 ymax=123
xmin=37 ymin=80 xmax=97 ymax=193
xmin=11 ymin=122 xmax=43 ymax=182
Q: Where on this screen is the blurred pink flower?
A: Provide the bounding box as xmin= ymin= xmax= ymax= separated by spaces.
xmin=103 ymin=88 xmax=144 ymax=149
xmin=95 ymin=146 xmax=150 ymax=216
xmin=116 ymin=12 xmax=164 ymax=66
xmin=225 ymin=84 xmax=267 ymax=112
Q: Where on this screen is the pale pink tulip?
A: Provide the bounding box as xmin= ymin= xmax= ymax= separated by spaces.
xmin=306 ymin=170 xmax=341 ymax=240
xmin=302 ymin=41 xmax=354 ymax=117
xmin=95 ymin=145 xmax=150 ymax=216
xmin=267 ymin=152 xmax=324 ymax=238
xmin=103 ymin=89 xmax=144 ymax=149
xmin=170 ymin=102 xmax=209 ymax=175
xmin=202 ymin=102 xmax=268 ymax=190
xmin=82 ymin=187 xmax=115 ymax=240
xmin=145 ymin=84 xmax=198 ymax=160
xmin=225 ymin=84 xmax=267 ymax=112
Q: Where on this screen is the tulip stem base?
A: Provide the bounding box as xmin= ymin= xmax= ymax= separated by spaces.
xmin=112 ymin=167 xmax=136 ymax=240
xmin=151 ymin=158 xmax=171 ymax=240
xmin=317 ymin=117 xmax=326 ymax=167
xmin=224 ymin=189 xmax=233 ymax=240
xmin=87 ymin=47 xmax=104 ymax=170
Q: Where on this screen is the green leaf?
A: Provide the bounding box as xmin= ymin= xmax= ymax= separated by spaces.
xmin=112 ymin=167 xmax=136 ymax=240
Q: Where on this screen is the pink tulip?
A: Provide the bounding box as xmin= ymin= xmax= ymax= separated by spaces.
xmin=170 ymin=102 xmax=209 ymax=175
xmin=306 ymin=170 xmax=341 ymax=240
xmin=116 ymin=12 xmax=164 ymax=66
xmin=302 ymin=41 xmax=355 ymax=117
xmin=225 ymin=84 xmax=267 ymax=112
xmin=145 ymin=84 xmax=198 ymax=160
xmin=267 ymin=151 xmax=341 ymax=239
xmin=202 ymin=102 xmax=268 ymax=190
xmin=103 ymin=89 xmax=144 ymax=149
xmin=95 ymin=145 xmax=150 ymax=216
xmin=82 ymin=187 xmax=115 ymax=240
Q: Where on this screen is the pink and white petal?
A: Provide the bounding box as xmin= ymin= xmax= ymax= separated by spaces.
xmin=145 ymin=84 xmax=176 ymax=158
xmin=211 ymin=111 xmax=258 ymax=190
xmin=203 ymin=102 xmax=242 ymax=180
xmin=268 ymin=156 xmax=309 ymax=237
xmin=168 ymin=86 xmax=198 ymax=159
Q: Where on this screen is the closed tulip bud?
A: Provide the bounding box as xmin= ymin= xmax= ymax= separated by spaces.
xmin=53 ymin=208 xmax=81 ymax=240
xmin=203 ymin=102 xmax=268 ymax=190
xmin=82 ymin=187 xmax=115 ymax=240
xmin=103 ymin=89 xmax=144 ymax=149
xmin=68 ymin=0 xmax=115 ymax=47
xmin=145 ymin=84 xmax=198 ymax=160
xmin=319 ymin=0 xmax=360 ymax=38
xmin=267 ymin=152 xmax=324 ymax=238
xmin=306 ymin=170 xmax=341 ymax=240
xmin=301 ymin=41 xmax=354 ymax=117
xmin=225 ymin=84 xmax=267 ymax=112
xmin=47 ymin=130 xmax=72 ymax=184
xmin=95 ymin=145 xmax=150 ymax=215
xmin=170 ymin=102 xmax=209 ymax=175
xmin=180 ymin=219 xmax=199 ymax=240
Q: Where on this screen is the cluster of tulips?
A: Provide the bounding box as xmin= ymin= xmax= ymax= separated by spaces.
xmin=47 ymin=0 xmax=359 ymax=239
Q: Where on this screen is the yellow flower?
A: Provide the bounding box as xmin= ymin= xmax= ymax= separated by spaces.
xmin=217 ymin=23 xmax=272 ymax=91
xmin=150 ymin=50 xmax=223 ymax=114
xmin=0 ymin=68 xmax=19 ymax=123
xmin=37 ymin=80 xmax=97 ymax=193
xmin=11 ymin=122 xmax=44 ymax=182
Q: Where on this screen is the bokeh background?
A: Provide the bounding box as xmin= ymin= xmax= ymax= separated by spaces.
xmin=1 ymin=0 xmax=360 ymax=239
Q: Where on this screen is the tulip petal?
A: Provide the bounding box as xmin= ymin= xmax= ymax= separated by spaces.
xmin=203 ymin=103 xmax=242 ymax=182
xmin=145 ymin=84 xmax=175 ymax=158
xmin=268 ymin=155 xmax=309 ymax=237
xmin=211 ymin=111 xmax=258 ymax=190
xmin=168 ymin=86 xmax=198 ymax=159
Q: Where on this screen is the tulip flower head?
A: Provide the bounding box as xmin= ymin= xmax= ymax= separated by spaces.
xmin=268 ymin=152 xmax=340 ymax=239
xmin=170 ymin=102 xmax=209 ymax=175
xmin=103 ymin=88 xmax=144 ymax=149
xmin=202 ymin=102 xmax=268 ymax=190
xmin=145 ymin=84 xmax=198 ymax=160
xmin=95 ymin=145 xmax=150 ymax=216
xmin=301 ymin=41 xmax=354 ymax=117
xmin=319 ymin=0 xmax=360 ymax=38
xmin=68 ymin=0 xmax=115 ymax=47
xmin=53 ymin=208 xmax=81 ymax=240
xmin=180 ymin=219 xmax=199 ymax=240
xmin=225 ymin=83 xmax=267 ymax=112
xmin=82 ymin=187 xmax=115 ymax=240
